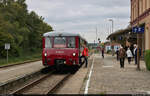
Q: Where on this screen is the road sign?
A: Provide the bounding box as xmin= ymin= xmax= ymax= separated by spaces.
xmin=5 ymin=43 xmax=10 ymax=63
xmin=5 ymin=43 xmax=10 ymax=50
xmin=132 ymin=27 xmax=144 ymax=33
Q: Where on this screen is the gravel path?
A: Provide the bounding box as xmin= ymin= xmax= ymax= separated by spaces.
xmin=87 ymin=54 xmax=150 ymax=94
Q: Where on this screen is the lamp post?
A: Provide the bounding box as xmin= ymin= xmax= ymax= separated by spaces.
xmin=109 ymin=19 xmax=114 ymax=34
xmin=109 ymin=19 xmax=114 ymax=56
xmin=96 ymin=27 xmax=98 ymax=43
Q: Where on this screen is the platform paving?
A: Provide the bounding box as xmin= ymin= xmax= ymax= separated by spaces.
xmin=86 ymin=54 xmax=150 ymax=94
xmin=0 ymin=61 xmax=44 ymax=84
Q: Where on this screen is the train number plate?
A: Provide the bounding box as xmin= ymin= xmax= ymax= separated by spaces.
xmin=56 ymin=51 xmax=64 ymax=54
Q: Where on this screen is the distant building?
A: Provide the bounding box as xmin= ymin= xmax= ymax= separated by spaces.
xmin=88 ymin=43 xmax=99 ymax=49
xmin=105 ymin=42 xmax=121 ymax=52
xmin=130 ymin=0 xmax=150 ymax=50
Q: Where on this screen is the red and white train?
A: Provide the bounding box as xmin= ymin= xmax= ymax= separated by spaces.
xmin=42 ymin=32 xmax=88 ymax=70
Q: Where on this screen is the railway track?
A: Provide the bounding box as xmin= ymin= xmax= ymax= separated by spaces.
xmin=11 ymin=71 xmax=72 ymax=94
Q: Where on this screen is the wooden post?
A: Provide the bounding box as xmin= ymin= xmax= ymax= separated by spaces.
xmin=137 ymin=0 xmax=140 ymax=70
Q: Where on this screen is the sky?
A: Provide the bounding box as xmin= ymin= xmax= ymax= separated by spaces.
xmin=26 ymin=0 xmax=130 ymax=43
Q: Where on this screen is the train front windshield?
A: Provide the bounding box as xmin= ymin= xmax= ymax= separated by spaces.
xmin=54 ymin=37 xmax=66 ymax=48
xmin=45 ymin=36 xmax=76 ymax=48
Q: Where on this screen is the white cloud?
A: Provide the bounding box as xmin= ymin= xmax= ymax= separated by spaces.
xmin=26 ymin=0 xmax=130 ymax=43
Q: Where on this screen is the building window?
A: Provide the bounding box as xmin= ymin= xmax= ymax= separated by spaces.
xmin=140 ymin=0 xmax=142 ymax=15
xmin=147 ymin=0 xmax=150 ymax=9
xmin=145 ymin=0 xmax=147 ymax=10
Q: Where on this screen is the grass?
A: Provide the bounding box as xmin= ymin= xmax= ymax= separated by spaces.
xmin=0 ymin=52 xmax=42 ymax=66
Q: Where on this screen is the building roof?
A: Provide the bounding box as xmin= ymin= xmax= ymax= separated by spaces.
xmin=107 ymin=27 xmax=132 ymax=40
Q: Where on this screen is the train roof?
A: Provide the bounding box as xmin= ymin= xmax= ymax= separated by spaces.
xmin=43 ymin=31 xmax=88 ymax=43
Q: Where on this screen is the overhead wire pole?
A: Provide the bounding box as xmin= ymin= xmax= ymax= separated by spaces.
xmin=137 ymin=0 xmax=140 ymax=70
xmin=96 ymin=26 xmax=98 ymax=43
xmin=110 ymin=25 xmax=112 ymax=34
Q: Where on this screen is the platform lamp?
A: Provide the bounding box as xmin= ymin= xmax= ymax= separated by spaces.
xmin=108 ymin=19 xmax=114 ymax=34
xmin=109 ymin=19 xmax=114 ymax=56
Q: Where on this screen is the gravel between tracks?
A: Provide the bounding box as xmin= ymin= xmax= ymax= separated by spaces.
xmin=22 ymin=74 xmax=69 ymax=94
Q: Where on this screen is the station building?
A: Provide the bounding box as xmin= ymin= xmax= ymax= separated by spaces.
xmin=131 ymin=0 xmax=150 ymax=50
xmin=108 ymin=0 xmax=150 ymax=53
xmin=107 ymin=0 xmax=150 ymax=58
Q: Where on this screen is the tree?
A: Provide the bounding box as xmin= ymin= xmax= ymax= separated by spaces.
xmin=0 ymin=0 xmax=53 ymax=58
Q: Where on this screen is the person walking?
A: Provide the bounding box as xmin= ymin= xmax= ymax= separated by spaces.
xmin=119 ymin=46 xmax=126 ymax=68
xmin=126 ymin=48 xmax=133 ymax=64
xmin=133 ymin=44 xmax=137 ymax=65
xmin=101 ymin=47 xmax=104 ymax=58
xmin=116 ymin=47 xmax=119 ymax=61
xmin=80 ymin=43 xmax=88 ymax=67
xmin=112 ymin=49 xmax=115 ymax=56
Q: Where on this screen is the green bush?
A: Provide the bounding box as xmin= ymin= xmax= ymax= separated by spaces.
xmin=145 ymin=50 xmax=150 ymax=70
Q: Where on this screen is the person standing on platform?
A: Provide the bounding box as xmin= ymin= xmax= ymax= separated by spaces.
xmin=119 ymin=46 xmax=126 ymax=68
xmin=126 ymin=48 xmax=133 ymax=64
xmin=80 ymin=43 xmax=88 ymax=68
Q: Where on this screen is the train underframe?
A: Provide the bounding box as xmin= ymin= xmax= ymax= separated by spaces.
xmin=43 ymin=58 xmax=82 ymax=73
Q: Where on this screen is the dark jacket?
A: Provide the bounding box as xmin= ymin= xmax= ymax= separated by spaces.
xmin=134 ymin=48 xmax=141 ymax=57
xmin=119 ymin=48 xmax=126 ymax=58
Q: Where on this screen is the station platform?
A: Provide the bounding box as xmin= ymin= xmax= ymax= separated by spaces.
xmin=82 ymin=54 xmax=150 ymax=94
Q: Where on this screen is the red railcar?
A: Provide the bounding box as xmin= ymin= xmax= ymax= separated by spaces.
xmin=42 ymin=32 xmax=88 ymax=70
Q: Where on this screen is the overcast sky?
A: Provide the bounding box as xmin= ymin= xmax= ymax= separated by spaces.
xmin=26 ymin=0 xmax=130 ymax=43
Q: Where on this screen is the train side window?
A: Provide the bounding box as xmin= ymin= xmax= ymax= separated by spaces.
xmin=45 ymin=37 xmax=52 ymax=48
xmin=68 ymin=37 xmax=75 ymax=48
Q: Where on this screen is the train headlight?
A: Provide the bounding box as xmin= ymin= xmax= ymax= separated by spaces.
xmin=44 ymin=53 xmax=47 ymax=57
xmin=73 ymin=53 xmax=76 ymax=56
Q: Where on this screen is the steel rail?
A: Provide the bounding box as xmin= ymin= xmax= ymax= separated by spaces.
xmin=47 ymin=73 xmax=72 ymax=94
xmin=11 ymin=70 xmax=55 ymax=94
